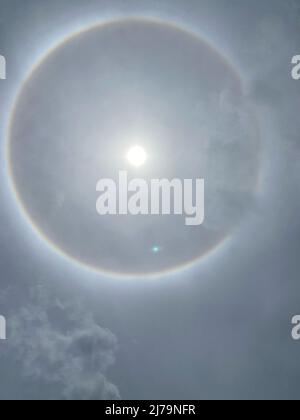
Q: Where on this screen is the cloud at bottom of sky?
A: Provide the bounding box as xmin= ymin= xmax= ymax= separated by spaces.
xmin=7 ymin=288 xmax=120 ymax=400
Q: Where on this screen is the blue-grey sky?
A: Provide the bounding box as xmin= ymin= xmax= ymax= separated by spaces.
xmin=0 ymin=0 xmax=300 ymax=400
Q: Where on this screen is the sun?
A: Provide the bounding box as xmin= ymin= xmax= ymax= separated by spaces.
xmin=126 ymin=146 xmax=147 ymax=167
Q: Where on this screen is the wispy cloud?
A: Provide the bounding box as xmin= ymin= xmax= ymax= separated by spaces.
xmin=8 ymin=289 xmax=120 ymax=400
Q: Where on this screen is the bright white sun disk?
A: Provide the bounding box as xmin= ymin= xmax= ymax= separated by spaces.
xmin=127 ymin=146 xmax=147 ymax=167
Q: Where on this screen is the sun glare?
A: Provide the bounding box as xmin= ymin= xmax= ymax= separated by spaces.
xmin=126 ymin=146 xmax=147 ymax=167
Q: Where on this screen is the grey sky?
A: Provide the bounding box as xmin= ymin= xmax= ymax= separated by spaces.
xmin=0 ymin=0 xmax=300 ymax=400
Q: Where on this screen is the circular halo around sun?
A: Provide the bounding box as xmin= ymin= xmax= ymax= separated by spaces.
xmin=7 ymin=18 xmax=261 ymax=278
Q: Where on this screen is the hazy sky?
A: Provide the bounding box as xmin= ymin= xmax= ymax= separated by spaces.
xmin=0 ymin=0 xmax=300 ymax=400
